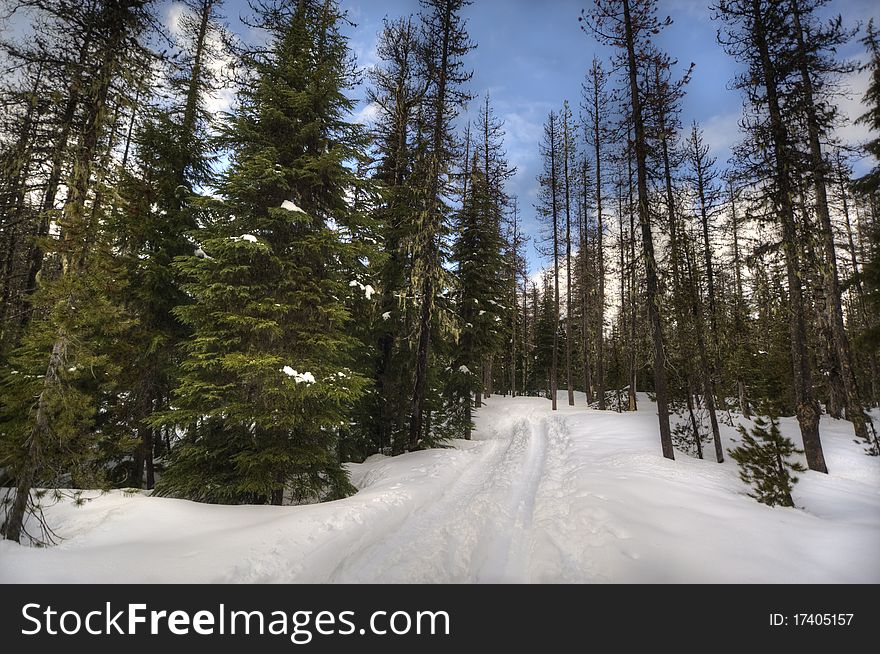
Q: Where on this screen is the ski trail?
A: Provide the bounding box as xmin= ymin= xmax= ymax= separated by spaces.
xmin=475 ymin=415 xmax=548 ymax=582
xmin=326 ymin=409 xmax=555 ymax=583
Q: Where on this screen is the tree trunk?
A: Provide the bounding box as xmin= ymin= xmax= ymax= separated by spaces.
xmin=752 ymin=0 xmax=826 ymax=472
xmin=623 ymin=0 xmax=673 ymax=458
xmin=790 ymin=0 xmax=873 ymax=452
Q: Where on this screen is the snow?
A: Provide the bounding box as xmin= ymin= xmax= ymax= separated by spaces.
xmin=348 ymin=280 xmax=375 ymax=299
xmin=280 ymin=367 xmax=315 ymax=385
xmin=458 ymin=365 xmax=471 ymax=374
xmin=382 ymin=311 xmax=392 ymax=321
xmin=1 ymin=393 xmax=877 ymax=583
xmin=231 ymin=234 xmax=258 ymax=243
xmin=280 ymin=200 xmax=306 ymax=214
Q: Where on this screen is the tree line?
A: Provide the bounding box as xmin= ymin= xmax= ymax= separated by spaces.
xmin=0 ymin=0 xmax=877 ymax=542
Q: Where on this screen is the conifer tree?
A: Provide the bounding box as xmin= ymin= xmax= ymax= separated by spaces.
xmin=115 ymin=0 xmax=226 ymax=488
xmin=451 ymin=155 xmax=505 ymax=438
xmin=407 ymin=0 xmax=474 ymax=449
xmin=730 ymin=415 xmax=806 ymax=507
xmin=155 ymin=0 xmax=368 ymax=505
xmin=714 ymin=0 xmax=828 ymax=472
xmin=1 ymin=0 xmax=154 ymax=543
xmin=537 ymin=111 xmax=562 ymax=410
xmin=581 ymin=0 xmax=674 ymax=458
xmin=582 ymin=57 xmax=609 ymax=410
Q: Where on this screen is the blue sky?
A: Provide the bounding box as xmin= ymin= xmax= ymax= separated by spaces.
xmin=175 ymin=0 xmax=880 ymax=268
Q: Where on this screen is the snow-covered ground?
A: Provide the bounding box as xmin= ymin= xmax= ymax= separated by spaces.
xmin=1 ymin=393 xmax=878 ymax=583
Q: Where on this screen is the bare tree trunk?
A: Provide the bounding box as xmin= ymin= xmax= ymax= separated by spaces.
xmin=621 ymin=0 xmax=673 ymax=458
xmin=789 ymin=0 xmax=873 ymax=452
xmin=752 ymin=0 xmax=826 ymax=472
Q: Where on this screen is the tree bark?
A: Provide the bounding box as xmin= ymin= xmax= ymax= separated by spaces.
xmin=789 ymin=0 xmax=873 ymax=452
xmin=623 ymin=0 xmax=673 ymax=458
xmin=752 ymin=0 xmax=826 ymax=472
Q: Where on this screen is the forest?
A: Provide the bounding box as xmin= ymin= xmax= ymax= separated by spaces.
xmin=0 ymin=0 xmax=878 ymax=551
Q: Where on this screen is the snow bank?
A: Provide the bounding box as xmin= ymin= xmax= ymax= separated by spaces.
xmin=0 ymin=394 xmax=876 ymax=583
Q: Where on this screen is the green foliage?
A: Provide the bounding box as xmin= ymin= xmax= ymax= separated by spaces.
xmin=729 ymin=415 xmax=806 ymax=507
xmin=0 ymin=240 xmax=134 ymax=491
xmin=446 ymin=159 xmax=509 ymax=436
xmin=154 ymin=0 xmax=369 ymax=504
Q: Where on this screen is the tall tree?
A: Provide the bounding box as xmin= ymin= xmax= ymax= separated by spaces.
xmin=1 ymin=0 xmax=154 ymax=543
xmin=714 ymin=0 xmax=828 ymax=472
xmin=583 ymin=57 xmax=608 ymax=410
xmin=115 ymin=0 xmax=227 ymax=489
xmin=366 ymin=16 xmax=426 ymax=455
xmin=407 ymin=0 xmax=474 ymax=449
xmin=537 ymin=111 xmax=562 ymax=411
xmin=786 ymin=0 xmax=873 ymax=451
xmin=582 ymin=0 xmax=674 ymax=458
xmin=562 ymin=101 xmax=576 ymax=406
xmin=154 ymin=0 xmax=369 ymax=504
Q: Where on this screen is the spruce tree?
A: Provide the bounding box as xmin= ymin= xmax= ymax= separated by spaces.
xmin=407 ymin=0 xmax=474 ymax=450
xmin=451 ymin=154 xmax=506 ymax=438
xmin=155 ymin=0 xmax=368 ymax=505
xmin=1 ymin=0 xmax=153 ymax=543
xmin=114 ymin=0 xmax=226 ymax=488
xmin=730 ymin=415 xmax=806 ymax=507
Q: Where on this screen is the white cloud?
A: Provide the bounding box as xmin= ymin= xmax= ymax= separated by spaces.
xmin=833 ymin=56 xmax=873 ymax=148
xmin=353 ymin=101 xmax=381 ymax=126
xmin=700 ymin=111 xmax=743 ymax=159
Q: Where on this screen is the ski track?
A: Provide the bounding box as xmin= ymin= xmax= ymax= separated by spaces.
xmin=326 ymin=408 xmax=563 ymax=583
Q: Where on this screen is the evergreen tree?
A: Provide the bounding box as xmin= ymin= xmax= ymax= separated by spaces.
xmin=407 ymin=0 xmax=474 ymax=450
xmin=714 ymin=0 xmax=828 ymax=473
xmin=581 ymin=0 xmax=675 ymax=459
xmin=854 ymin=21 xmax=880 ymax=366
xmin=1 ymin=0 xmax=154 ymax=543
xmin=114 ymin=0 xmax=227 ymax=488
xmin=730 ymin=415 xmax=806 ymax=507
xmin=155 ymin=0 xmax=368 ymax=505
xmin=364 ymin=16 xmax=425 ymax=456
xmin=451 ymin=154 xmax=506 ymax=438
xmin=537 ymin=111 xmax=562 ymax=410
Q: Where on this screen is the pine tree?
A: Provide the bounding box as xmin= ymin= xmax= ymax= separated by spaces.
xmin=581 ymin=0 xmax=674 ymax=459
xmin=451 ymin=154 xmax=506 ymax=438
xmin=366 ymin=16 xmax=426 ymax=456
xmin=714 ymin=0 xmax=828 ymax=473
xmin=853 ymin=21 xmax=880 ymax=424
xmin=785 ymin=0 xmax=873 ymax=453
xmin=114 ymin=0 xmax=226 ymax=489
xmin=154 ymin=0 xmax=368 ymax=505
xmin=730 ymin=415 xmax=806 ymax=507
xmin=582 ymin=57 xmax=609 ymax=410
xmin=1 ymin=0 xmax=153 ymax=543
xmin=537 ymin=111 xmax=562 ymax=410
xmin=407 ymin=0 xmax=474 ymax=450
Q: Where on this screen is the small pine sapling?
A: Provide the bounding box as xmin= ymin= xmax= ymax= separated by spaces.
xmin=729 ymin=415 xmax=806 ymax=507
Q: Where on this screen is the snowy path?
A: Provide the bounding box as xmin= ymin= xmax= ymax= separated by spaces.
xmin=1 ymin=393 xmax=878 ymax=583
xmin=328 ymin=409 xmax=553 ymax=582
